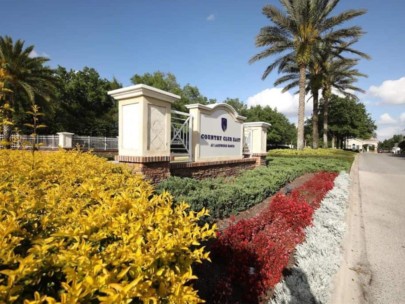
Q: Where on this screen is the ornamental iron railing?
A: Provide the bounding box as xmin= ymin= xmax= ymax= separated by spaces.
xmin=170 ymin=110 xmax=192 ymax=162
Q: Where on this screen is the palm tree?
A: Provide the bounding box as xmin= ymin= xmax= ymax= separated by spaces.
xmin=321 ymin=58 xmax=367 ymax=147
xmin=249 ymin=0 xmax=366 ymax=150
xmin=273 ymin=57 xmax=322 ymax=148
xmin=274 ymin=38 xmax=369 ymax=149
xmin=0 ymin=36 xmax=58 ymax=146
xmin=318 ymin=39 xmax=370 ymax=147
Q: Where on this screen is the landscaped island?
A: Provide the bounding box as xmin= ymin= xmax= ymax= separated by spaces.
xmin=0 ymin=148 xmax=354 ymax=303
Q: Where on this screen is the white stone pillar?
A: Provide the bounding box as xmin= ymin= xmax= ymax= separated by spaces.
xmin=108 ymin=84 xmax=180 ymax=160
xmin=243 ymin=122 xmax=271 ymax=155
xmin=57 ymin=132 xmax=74 ymax=149
xmin=108 ymin=85 xmax=180 ymax=183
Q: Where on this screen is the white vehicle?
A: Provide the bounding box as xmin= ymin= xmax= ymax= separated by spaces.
xmin=391 ymin=147 xmax=401 ymax=154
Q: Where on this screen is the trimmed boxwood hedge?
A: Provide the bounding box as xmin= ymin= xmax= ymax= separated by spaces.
xmin=156 ymin=157 xmax=351 ymax=222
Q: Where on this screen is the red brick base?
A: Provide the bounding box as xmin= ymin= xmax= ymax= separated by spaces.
xmin=170 ymin=158 xmax=257 ymax=179
xmin=118 ymin=155 xmax=267 ymax=183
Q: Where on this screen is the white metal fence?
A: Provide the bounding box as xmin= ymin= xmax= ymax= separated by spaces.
xmin=0 ymin=134 xmax=59 ymax=149
xmin=72 ymin=136 xmax=118 ymax=150
xmin=0 ymin=134 xmax=118 ymax=151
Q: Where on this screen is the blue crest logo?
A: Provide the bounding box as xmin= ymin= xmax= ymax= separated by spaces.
xmin=221 ymin=118 xmax=227 ymax=132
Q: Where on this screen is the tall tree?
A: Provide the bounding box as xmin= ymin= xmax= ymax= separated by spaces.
xmin=49 ymin=66 xmax=121 ymax=136
xmin=131 ymin=71 xmax=214 ymax=112
xmin=319 ymin=95 xmax=375 ymax=147
xmin=321 ymin=57 xmax=367 ymax=146
xmin=223 ymin=98 xmax=248 ymax=116
xmin=0 ymin=36 xmax=58 ymax=145
xmin=379 ymin=134 xmax=404 ymax=151
xmin=275 ymin=42 xmax=369 ymax=148
xmin=249 ymin=0 xmax=366 ymax=150
xmin=246 ymin=105 xmax=296 ymax=145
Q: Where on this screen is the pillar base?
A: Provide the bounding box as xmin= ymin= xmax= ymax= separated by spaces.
xmin=116 ymin=155 xmax=170 ymax=184
xmin=251 ymin=153 xmax=268 ymax=167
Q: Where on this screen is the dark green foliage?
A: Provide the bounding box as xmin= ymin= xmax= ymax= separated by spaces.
xmin=131 ymin=71 xmax=215 ymax=112
xmin=45 ymin=66 xmax=121 ymax=136
xmin=379 ymin=134 xmax=404 ymax=151
xmin=245 ymin=105 xmax=296 ymax=145
xmin=157 ymin=157 xmax=350 ymax=222
xmin=0 ymin=35 xmax=58 ymax=142
xmin=327 ymin=95 xmax=376 ymax=142
xmin=306 ymin=95 xmax=376 ymax=147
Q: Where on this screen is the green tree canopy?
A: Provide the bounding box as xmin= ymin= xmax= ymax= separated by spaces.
xmin=245 ymin=105 xmax=296 ymax=145
xmin=379 ymin=135 xmax=404 ymax=151
xmin=0 ymin=36 xmax=58 ymax=143
xmin=46 ymin=66 xmax=121 ymax=136
xmin=131 ymin=71 xmax=215 ymax=112
xmin=223 ymin=98 xmax=248 ymax=117
xmin=306 ymin=94 xmax=376 ymax=147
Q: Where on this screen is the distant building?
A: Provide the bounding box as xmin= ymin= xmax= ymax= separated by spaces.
xmin=345 ymin=138 xmax=378 ymax=152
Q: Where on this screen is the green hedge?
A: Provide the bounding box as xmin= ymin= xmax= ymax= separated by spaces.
xmin=157 ymin=157 xmax=351 ymax=222
xmin=267 ymin=148 xmax=356 ymax=162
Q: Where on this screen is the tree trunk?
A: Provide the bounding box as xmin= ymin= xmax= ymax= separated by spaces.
xmin=322 ymin=88 xmax=331 ymax=148
xmin=297 ymin=64 xmax=306 ymax=150
xmin=312 ymin=90 xmax=319 ymax=149
xmin=1 ymin=102 xmax=13 ymax=149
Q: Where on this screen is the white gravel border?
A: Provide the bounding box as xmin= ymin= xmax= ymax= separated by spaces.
xmin=270 ymin=171 xmax=350 ymax=304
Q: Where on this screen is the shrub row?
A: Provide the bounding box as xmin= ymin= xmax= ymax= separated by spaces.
xmin=0 ymin=150 xmax=216 ymax=303
xmin=268 ymin=148 xmax=356 ymax=162
xmin=270 ymin=172 xmax=350 ymax=304
xmin=209 ymin=172 xmax=338 ymax=303
xmin=157 ymin=157 xmax=349 ymax=222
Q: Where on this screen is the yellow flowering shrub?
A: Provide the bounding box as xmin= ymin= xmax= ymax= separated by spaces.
xmin=0 ymin=150 xmax=216 ymax=303
xmin=268 ymin=148 xmax=356 ymax=161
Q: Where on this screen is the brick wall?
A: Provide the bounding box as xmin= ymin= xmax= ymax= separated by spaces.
xmin=118 ymin=155 xmax=267 ymax=183
xmin=124 ymin=161 xmax=170 ymax=184
xmin=170 ymin=158 xmax=258 ymax=180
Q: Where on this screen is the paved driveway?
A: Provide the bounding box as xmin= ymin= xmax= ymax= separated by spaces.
xmin=332 ymin=153 xmax=405 ymax=304
xmin=359 ymin=153 xmax=405 ymax=303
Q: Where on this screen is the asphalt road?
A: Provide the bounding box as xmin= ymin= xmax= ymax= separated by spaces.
xmin=331 ymin=153 xmax=405 ymax=304
xmin=358 ymin=153 xmax=405 ymax=303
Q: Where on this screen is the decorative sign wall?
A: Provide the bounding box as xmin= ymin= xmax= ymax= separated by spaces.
xmin=187 ymin=103 xmax=246 ymax=161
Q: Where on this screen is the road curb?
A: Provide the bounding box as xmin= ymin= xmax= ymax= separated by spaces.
xmin=330 ymin=155 xmax=372 ymax=304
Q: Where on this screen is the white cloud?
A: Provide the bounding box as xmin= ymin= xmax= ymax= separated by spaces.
xmin=377 ymin=126 xmax=404 ymax=141
xmin=375 ymin=112 xmax=405 ymax=140
xmin=29 ymin=49 xmax=50 ymax=58
xmin=206 ymin=14 xmax=215 ymax=21
xmin=29 ymin=50 xmax=38 ymax=58
xmin=368 ymin=77 xmax=405 ymax=104
xmin=378 ymin=113 xmax=397 ymax=125
xmin=246 ymin=88 xmax=313 ymax=123
xmin=400 ymin=112 xmax=405 ymax=123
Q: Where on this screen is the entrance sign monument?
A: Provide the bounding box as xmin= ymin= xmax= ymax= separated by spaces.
xmin=187 ymin=103 xmax=245 ymax=162
xmin=108 ymin=84 xmax=271 ymax=182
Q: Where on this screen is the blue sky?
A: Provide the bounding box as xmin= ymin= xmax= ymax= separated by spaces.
xmin=2 ymin=0 xmax=405 ymax=140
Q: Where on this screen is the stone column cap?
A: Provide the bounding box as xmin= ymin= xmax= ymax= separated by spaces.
xmin=243 ymin=121 xmax=271 ymax=129
xmin=108 ymin=84 xmax=180 ymax=103
xmin=186 ymin=103 xmax=247 ymax=121
xmin=57 ymin=132 xmax=74 ymax=135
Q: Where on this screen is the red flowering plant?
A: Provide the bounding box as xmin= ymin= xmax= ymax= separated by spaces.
xmin=198 ymin=172 xmax=338 ymax=303
xmin=291 ymin=172 xmax=337 ymax=209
